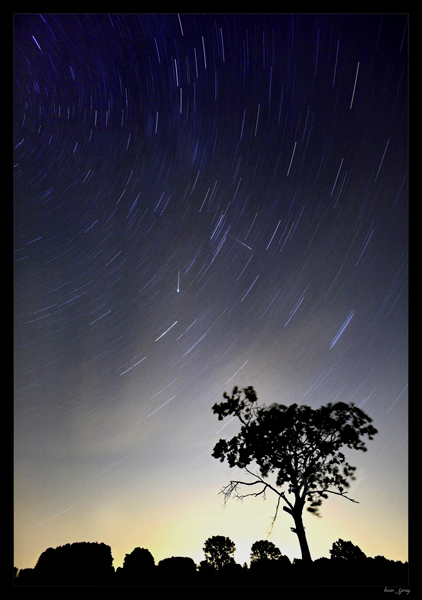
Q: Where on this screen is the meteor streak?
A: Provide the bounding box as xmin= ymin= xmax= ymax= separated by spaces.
xmin=155 ymin=321 xmax=178 ymax=342
xmin=231 ymin=236 xmax=252 ymax=250
xmin=330 ymin=310 xmax=355 ymax=348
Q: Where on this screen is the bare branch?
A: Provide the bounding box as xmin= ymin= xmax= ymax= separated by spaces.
xmin=219 ymin=466 xmax=297 ymax=531
xmin=315 ymin=488 xmax=359 ymax=503
xmin=219 ymin=469 xmax=291 ymax=536
xmin=244 ymin=467 xmax=285 ymax=500
xmin=220 ymin=478 xmax=267 ymax=505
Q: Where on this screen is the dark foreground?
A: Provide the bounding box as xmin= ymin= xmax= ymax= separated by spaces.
xmin=15 ymin=556 xmax=409 ymax=588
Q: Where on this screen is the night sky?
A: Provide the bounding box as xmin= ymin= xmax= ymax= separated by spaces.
xmin=14 ymin=13 xmax=408 ymax=570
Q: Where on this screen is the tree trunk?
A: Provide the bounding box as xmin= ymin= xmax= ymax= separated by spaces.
xmin=292 ymin=511 xmax=312 ymax=563
xmin=282 ymin=501 xmax=313 ymax=563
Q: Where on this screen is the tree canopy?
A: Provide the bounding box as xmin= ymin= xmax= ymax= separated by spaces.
xmin=33 ymin=542 xmax=114 ymax=585
xmin=330 ymin=538 xmax=367 ymax=560
xmin=203 ymin=535 xmax=236 ymax=570
xmin=212 ymin=386 xmax=378 ymax=562
xmin=123 ymin=547 xmax=155 ymax=571
xmin=250 ymin=540 xmax=284 ymax=563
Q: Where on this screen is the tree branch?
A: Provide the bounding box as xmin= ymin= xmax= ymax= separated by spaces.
xmin=219 ymin=467 xmax=296 ymax=522
xmin=315 ymin=488 xmax=359 ymax=503
xmin=220 ymin=478 xmax=267 ymax=506
xmin=219 ymin=468 xmax=295 ymax=536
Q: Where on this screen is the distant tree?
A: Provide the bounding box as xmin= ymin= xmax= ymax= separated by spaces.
xmin=123 ymin=546 xmax=155 ymax=571
xmin=203 ymin=535 xmax=236 ymax=570
xmin=34 ymin=541 xmax=114 ymax=585
xmin=158 ymin=556 xmax=197 ymax=584
xmin=198 ymin=559 xmax=215 ymax=576
xmin=329 ymin=538 xmax=367 ymax=560
xmin=212 ymin=386 xmax=378 ymax=563
xmin=250 ymin=540 xmax=282 ymax=563
xmin=158 ymin=556 xmax=196 ymax=572
xmin=121 ymin=547 xmax=155 ymax=584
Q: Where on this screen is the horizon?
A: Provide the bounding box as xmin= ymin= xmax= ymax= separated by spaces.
xmin=16 ymin=534 xmax=408 ymax=574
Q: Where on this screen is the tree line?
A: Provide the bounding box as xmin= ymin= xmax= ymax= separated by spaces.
xmin=14 ymin=537 xmax=408 ymax=587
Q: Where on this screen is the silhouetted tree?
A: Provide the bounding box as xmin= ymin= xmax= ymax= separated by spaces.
xmin=121 ymin=547 xmax=155 ymax=584
xmin=203 ymin=535 xmax=236 ymax=570
xmin=250 ymin=540 xmax=282 ymax=563
xmin=249 ymin=540 xmax=291 ymax=585
xmin=158 ymin=556 xmax=197 ymax=585
xmin=197 ymin=559 xmax=215 ymax=580
xmin=212 ymin=386 xmax=378 ymax=563
xmin=123 ymin=546 xmax=155 ymax=570
xmin=33 ymin=541 xmax=114 ymax=585
xmin=329 ymin=538 xmax=367 ymax=560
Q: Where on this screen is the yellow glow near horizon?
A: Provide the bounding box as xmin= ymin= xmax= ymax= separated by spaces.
xmin=15 ymin=472 xmax=408 ymax=572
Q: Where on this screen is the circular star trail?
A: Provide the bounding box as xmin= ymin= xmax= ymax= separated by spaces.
xmin=14 ymin=14 xmax=408 ymax=569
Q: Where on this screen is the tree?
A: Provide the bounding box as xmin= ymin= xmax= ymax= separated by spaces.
xmin=203 ymin=535 xmax=236 ymax=570
xmin=34 ymin=542 xmax=114 ymax=585
xmin=158 ymin=557 xmax=197 ymax=584
xmin=329 ymin=539 xmax=367 ymax=560
xmin=158 ymin=556 xmax=196 ymax=573
xmin=250 ymin=540 xmax=282 ymax=563
xmin=123 ymin=547 xmax=155 ymax=570
xmin=121 ymin=547 xmax=155 ymax=584
xmin=212 ymin=386 xmax=378 ymax=564
xmin=249 ymin=540 xmax=291 ymax=585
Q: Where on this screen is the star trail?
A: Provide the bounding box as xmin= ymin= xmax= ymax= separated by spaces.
xmin=14 ymin=14 xmax=408 ymax=570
